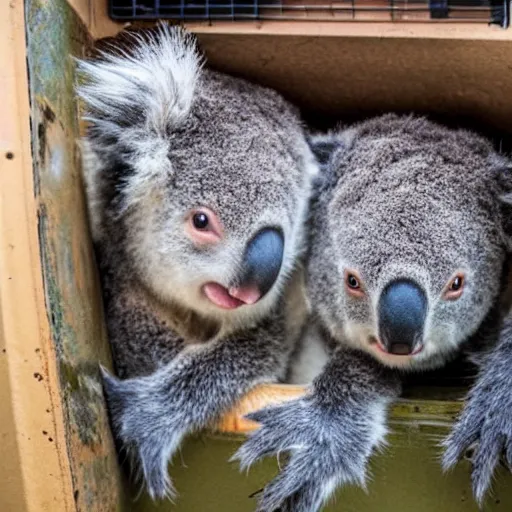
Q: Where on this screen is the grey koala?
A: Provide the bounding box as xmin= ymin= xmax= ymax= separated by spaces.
xmin=77 ymin=24 xmax=318 ymax=500
xmin=234 ymin=114 xmax=512 ymax=511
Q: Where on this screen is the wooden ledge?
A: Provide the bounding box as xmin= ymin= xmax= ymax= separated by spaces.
xmin=185 ymin=20 xmax=512 ymax=41
xmin=213 ymin=383 xmax=464 ymax=435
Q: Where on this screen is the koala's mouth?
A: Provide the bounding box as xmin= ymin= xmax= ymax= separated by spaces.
xmin=202 ymin=282 xmax=261 ymax=310
xmin=369 ymin=336 xmax=424 ymax=357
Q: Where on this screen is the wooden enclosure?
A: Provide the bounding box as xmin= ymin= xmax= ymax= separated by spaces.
xmin=2 ymin=0 xmax=512 ymax=510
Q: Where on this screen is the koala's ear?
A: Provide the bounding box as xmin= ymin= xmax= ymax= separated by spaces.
xmin=76 ymin=24 xmax=204 ymax=161
xmin=307 ymin=133 xmax=345 ymax=168
xmin=307 ymin=128 xmax=357 ymax=167
xmin=307 ymin=129 xmax=356 ymax=197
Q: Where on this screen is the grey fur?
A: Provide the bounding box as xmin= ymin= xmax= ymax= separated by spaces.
xmin=233 ymin=347 xmax=399 ymax=511
xmin=77 ymin=24 xmax=318 ymax=500
xmin=235 ymin=114 xmax=512 ymax=510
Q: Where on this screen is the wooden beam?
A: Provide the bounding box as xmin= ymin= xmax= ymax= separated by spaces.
xmin=0 ymin=1 xmax=75 ymax=510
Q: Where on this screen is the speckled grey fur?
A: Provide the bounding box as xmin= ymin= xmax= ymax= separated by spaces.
xmin=77 ymin=24 xmax=317 ymax=500
xmin=235 ymin=114 xmax=512 ymax=510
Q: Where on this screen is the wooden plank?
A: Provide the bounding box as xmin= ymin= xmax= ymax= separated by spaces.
xmin=65 ymin=0 xmax=127 ymax=39
xmin=0 ymin=1 xmax=76 ymax=511
xmin=23 ymin=0 xmax=126 ymax=510
xmin=215 ymin=384 xmax=307 ymax=433
xmin=185 ymin=20 xmax=512 ymax=39
xmin=193 ymin=33 xmax=512 ymax=136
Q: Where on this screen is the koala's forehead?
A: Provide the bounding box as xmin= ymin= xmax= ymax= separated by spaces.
xmin=331 ymin=116 xmax=501 ymax=229
xmin=331 ymin=195 xmax=471 ymax=277
xmin=161 ymin=72 xmax=302 ymax=230
xmin=340 ymin=132 xmax=495 ymax=192
xmin=328 ymin=119 xmax=504 ymax=285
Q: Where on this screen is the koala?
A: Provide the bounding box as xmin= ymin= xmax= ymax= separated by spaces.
xmin=77 ymin=24 xmax=318 ymax=500
xmin=233 ymin=114 xmax=512 ymax=511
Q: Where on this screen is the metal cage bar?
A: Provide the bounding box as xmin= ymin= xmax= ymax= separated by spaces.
xmin=109 ymin=0 xmax=510 ymax=27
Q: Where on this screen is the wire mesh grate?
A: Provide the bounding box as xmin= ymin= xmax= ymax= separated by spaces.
xmin=109 ymin=0 xmax=510 ymax=26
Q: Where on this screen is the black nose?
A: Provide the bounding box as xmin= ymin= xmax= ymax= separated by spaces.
xmin=237 ymin=227 xmax=284 ymax=298
xmin=378 ymin=279 xmax=427 ymax=355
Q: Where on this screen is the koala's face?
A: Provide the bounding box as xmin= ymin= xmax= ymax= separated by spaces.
xmin=79 ymin=26 xmax=317 ymax=323
xmin=309 ymin=116 xmax=510 ymax=370
xmin=125 ymin=75 xmax=315 ymax=322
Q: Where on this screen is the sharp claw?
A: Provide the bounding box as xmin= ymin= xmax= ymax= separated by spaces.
xmin=232 ymin=435 xmax=280 ymax=471
xmin=442 ymin=426 xmax=479 ymax=472
xmin=471 ymin=436 xmax=503 ymax=505
xmin=506 ymin=439 xmax=512 ymax=469
xmin=248 ymin=487 xmax=264 ymax=499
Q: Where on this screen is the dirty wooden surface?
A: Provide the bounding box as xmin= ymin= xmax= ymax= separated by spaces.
xmin=24 ymin=0 xmax=124 ymax=510
xmin=1 ymin=0 xmax=77 ymax=509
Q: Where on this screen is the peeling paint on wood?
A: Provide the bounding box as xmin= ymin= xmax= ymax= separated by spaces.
xmin=25 ymin=0 xmax=124 ymax=510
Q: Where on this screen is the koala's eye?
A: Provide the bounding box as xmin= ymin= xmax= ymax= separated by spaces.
xmin=450 ymin=276 xmax=463 ymax=291
xmin=186 ymin=207 xmax=223 ymax=245
xmin=345 ymin=269 xmax=365 ymax=297
xmin=347 ymin=274 xmax=360 ymax=289
xmin=192 ymin=212 xmax=209 ymax=230
xmin=443 ymin=273 xmax=465 ymax=301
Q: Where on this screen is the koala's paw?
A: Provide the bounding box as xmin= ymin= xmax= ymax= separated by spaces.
xmin=101 ymin=366 xmax=186 ymax=501
xmin=442 ymin=382 xmax=512 ymax=504
xmin=232 ymin=396 xmax=390 ymax=512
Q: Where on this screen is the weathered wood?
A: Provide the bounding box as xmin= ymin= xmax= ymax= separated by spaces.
xmin=19 ymin=0 xmax=125 ymax=509
xmin=0 ymin=1 xmax=76 ymax=510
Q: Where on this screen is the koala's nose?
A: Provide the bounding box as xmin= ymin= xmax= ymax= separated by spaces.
xmin=233 ymin=227 xmax=284 ymax=302
xmin=378 ymin=279 xmax=427 ymax=356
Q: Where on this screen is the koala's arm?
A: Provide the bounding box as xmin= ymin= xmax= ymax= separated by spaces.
xmin=443 ymin=311 xmax=512 ymax=504
xmin=101 ymin=307 xmax=292 ymax=500
xmin=234 ymin=341 xmax=401 ymax=512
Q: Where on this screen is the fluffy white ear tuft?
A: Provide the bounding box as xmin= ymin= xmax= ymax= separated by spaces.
xmin=76 ymin=24 xmax=204 ymax=139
